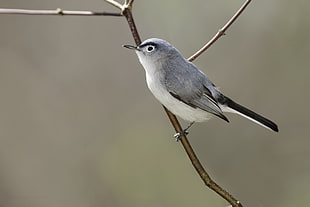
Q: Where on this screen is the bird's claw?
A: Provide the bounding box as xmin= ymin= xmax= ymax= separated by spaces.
xmin=174 ymin=130 xmax=189 ymax=141
xmin=173 ymin=122 xmax=194 ymax=141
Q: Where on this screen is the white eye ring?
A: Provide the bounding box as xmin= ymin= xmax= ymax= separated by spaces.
xmin=146 ymin=45 xmax=155 ymax=52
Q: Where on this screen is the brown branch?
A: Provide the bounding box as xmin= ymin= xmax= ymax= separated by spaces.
xmin=127 ymin=0 xmax=135 ymax=7
xmin=188 ymin=0 xmax=252 ymax=62
xmin=164 ymin=107 xmax=242 ymax=207
xmin=122 ymin=9 xmax=141 ymax=45
xmin=0 ymin=8 xmax=121 ymax=16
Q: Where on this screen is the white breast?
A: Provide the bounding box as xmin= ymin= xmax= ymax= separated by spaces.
xmin=140 ymin=56 xmax=213 ymax=123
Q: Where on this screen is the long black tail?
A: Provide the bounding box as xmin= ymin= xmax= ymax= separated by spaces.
xmin=221 ymin=96 xmax=279 ymax=132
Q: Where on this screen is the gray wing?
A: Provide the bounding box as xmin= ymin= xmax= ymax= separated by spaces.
xmin=164 ymin=61 xmax=229 ymax=122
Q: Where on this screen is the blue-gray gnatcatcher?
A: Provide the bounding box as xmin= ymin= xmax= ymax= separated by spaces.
xmin=123 ymin=38 xmax=278 ymax=136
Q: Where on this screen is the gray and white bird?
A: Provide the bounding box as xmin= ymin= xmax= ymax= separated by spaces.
xmin=123 ymin=38 xmax=278 ymax=136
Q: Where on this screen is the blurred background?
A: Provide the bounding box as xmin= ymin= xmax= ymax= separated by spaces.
xmin=0 ymin=0 xmax=309 ymax=206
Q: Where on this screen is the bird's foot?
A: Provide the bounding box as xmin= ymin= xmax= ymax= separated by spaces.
xmin=173 ymin=122 xmax=195 ymax=142
xmin=174 ymin=130 xmax=189 ymax=142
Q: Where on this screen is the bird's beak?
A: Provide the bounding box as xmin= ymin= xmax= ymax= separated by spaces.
xmin=123 ymin=44 xmax=141 ymax=51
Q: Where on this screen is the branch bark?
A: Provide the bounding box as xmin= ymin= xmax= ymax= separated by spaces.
xmin=188 ymin=0 xmax=252 ymax=61
xmin=0 ymin=8 xmax=121 ymax=16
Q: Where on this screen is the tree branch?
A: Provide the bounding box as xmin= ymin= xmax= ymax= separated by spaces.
xmin=0 ymin=8 xmax=121 ymax=16
xmin=127 ymin=0 xmax=135 ymax=7
xmin=105 ymin=0 xmax=123 ymax=9
xmin=164 ymin=107 xmax=242 ymax=207
xmin=188 ymin=0 xmax=252 ymax=62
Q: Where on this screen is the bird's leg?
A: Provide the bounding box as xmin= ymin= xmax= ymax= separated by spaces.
xmin=174 ymin=122 xmax=195 ymax=141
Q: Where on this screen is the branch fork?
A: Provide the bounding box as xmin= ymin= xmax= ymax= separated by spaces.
xmin=105 ymin=0 xmax=134 ymax=15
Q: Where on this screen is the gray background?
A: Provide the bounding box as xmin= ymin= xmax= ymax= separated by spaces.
xmin=0 ymin=0 xmax=309 ymax=207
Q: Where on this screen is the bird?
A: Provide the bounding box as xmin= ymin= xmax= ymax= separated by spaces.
xmin=123 ymin=38 xmax=278 ymax=138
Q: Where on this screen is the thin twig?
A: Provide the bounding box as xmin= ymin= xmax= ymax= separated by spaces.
xmin=188 ymin=0 xmax=252 ymax=62
xmin=105 ymin=0 xmax=123 ymax=9
xmin=127 ymin=0 xmax=135 ymax=7
xmin=0 ymin=8 xmax=121 ymax=16
xmin=164 ymin=107 xmax=242 ymax=207
xmin=122 ymin=9 xmax=141 ymax=45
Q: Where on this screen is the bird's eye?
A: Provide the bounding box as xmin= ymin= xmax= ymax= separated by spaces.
xmin=146 ymin=45 xmax=155 ymax=52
